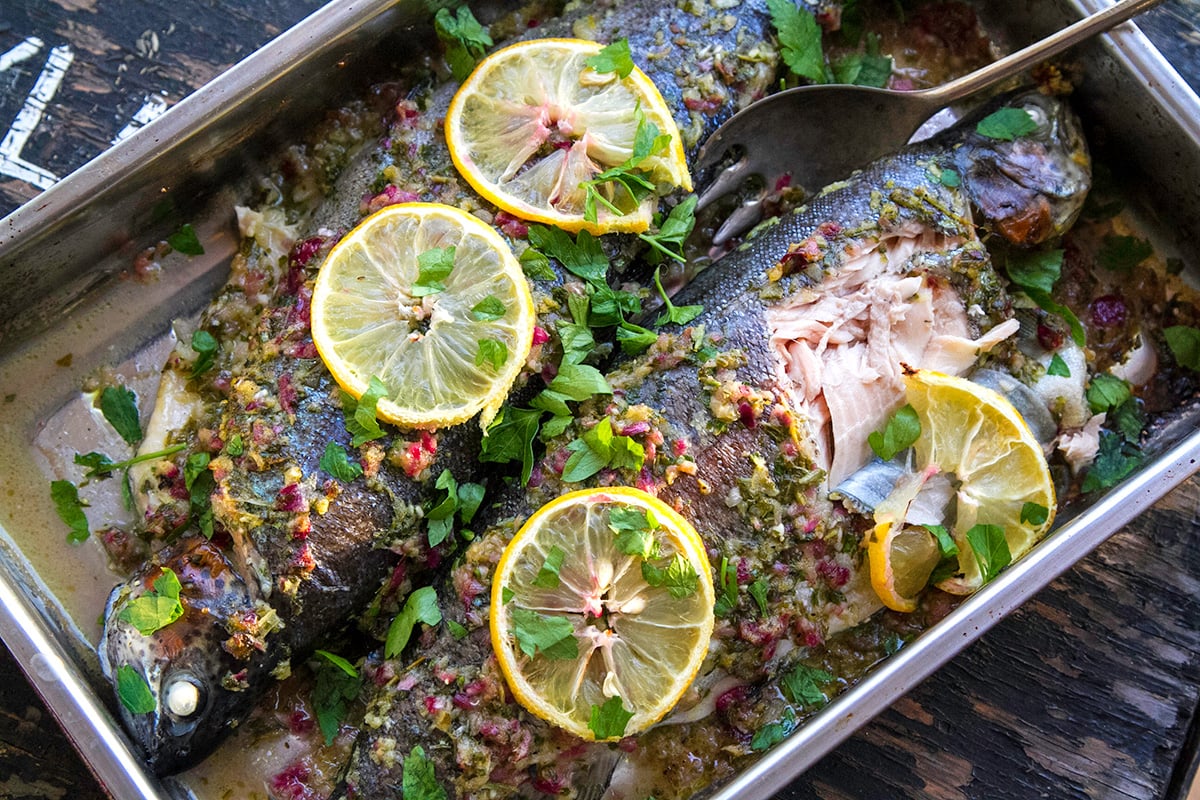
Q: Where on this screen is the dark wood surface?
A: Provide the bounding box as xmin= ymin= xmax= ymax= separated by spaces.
xmin=3 ymin=2 xmax=1200 ymax=799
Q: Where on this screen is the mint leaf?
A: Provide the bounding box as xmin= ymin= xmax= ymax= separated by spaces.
xmin=589 ymin=696 xmax=635 ymax=740
xmin=342 ymin=376 xmax=389 ymax=446
xmin=641 ymin=553 xmax=699 ymax=599
xmin=1082 ymin=430 xmax=1144 ymax=493
xmin=119 ymin=568 xmax=184 ymax=635
xmin=780 ymin=663 xmax=834 ymax=707
xmin=867 ymin=404 xmax=920 ymax=461
xmin=585 ymin=39 xmax=634 ymax=77
xmin=510 ymin=607 xmax=577 ymax=659
xmin=167 ymin=223 xmax=204 ymax=256
xmin=100 ymin=385 xmax=142 ymax=445
xmin=471 ymin=295 xmax=507 ymax=322
xmin=51 ymin=480 xmax=89 ymax=543
xmin=1047 ymin=354 xmax=1070 ymax=377
xmin=751 ymin=706 xmax=798 ymax=751
xmin=519 ymin=247 xmax=556 ymax=281
xmin=413 ymin=246 xmax=456 ymax=296
xmin=653 ymin=267 xmax=703 ymax=326
xmin=532 ymin=545 xmax=567 ymax=589
xmin=190 ymin=330 xmax=218 ymax=378
xmin=385 ymin=586 xmax=443 ymax=659
xmin=1165 ymin=325 xmax=1200 ymax=371
xmin=434 ymin=5 xmax=493 ymax=82
xmin=481 ymin=406 xmax=542 ymax=485
xmin=527 ymin=226 xmax=608 ymax=285
xmin=476 ymin=338 xmax=508 ymax=370
xmin=1098 ymin=234 xmax=1153 ymax=273
xmin=965 ymin=523 xmax=1011 ymax=584
xmin=116 ymin=665 xmax=156 ymax=714
xmin=1086 ymin=374 xmax=1132 ymax=415
xmin=975 ymin=107 xmax=1038 ymax=141
xmin=767 ymin=0 xmax=826 ymax=83
xmin=319 ymin=442 xmax=363 ymax=482
xmin=1020 ymin=502 xmax=1049 ymax=527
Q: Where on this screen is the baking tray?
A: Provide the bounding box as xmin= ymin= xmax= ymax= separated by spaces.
xmin=1 ymin=1 xmax=1199 ymax=798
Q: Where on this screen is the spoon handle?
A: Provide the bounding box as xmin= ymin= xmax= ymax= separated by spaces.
xmin=925 ymin=0 xmax=1166 ymax=105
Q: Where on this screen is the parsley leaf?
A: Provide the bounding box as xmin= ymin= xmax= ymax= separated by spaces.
xmin=617 ymin=322 xmax=657 ymax=355
xmin=481 ymin=406 xmax=542 ymax=485
xmin=867 ymin=404 xmax=920 ymax=461
xmin=385 ymin=585 xmax=443 ymax=658
xmin=780 ymin=663 xmax=834 ymax=707
xmin=434 ymin=5 xmax=493 ymax=82
xmin=547 ymin=362 xmax=611 ymax=401
xmin=184 ymin=452 xmax=215 ymax=538
xmin=402 ymin=745 xmax=448 ymax=800
xmin=751 ymin=706 xmax=798 ymax=751
xmin=315 ymin=649 xmax=358 ymax=678
xmin=457 ymin=481 xmax=485 ymax=524
xmin=1097 ymin=234 xmax=1153 ymax=273
xmin=225 ymin=434 xmax=244 ymax=457
xmin=589 ymin=696 xmax=635 ymax=740
xmin=475 ymin=338 xmax=509 ymax=370
xmin=923 ymin=524 xmax=958 ymax=557
xmin=1047 ymin=353 xmax=1071 ymax=377
xmin=582 ymin=113 xmax=669 ymax=223
xmin=1020 ymin=502 xmax=1049 ymax=526
xmin=51 ymin=480 xmax=89 ymax=543
xmin=965 ymin=523 xmax=1011 ymax=584
xmin=167 ymin=223 xmax=205 ymax=256
xmin=767 ymin=0 xmax=826 ymax=83
xmin=426 ymin=469 xmax=459 ymax=547
xmin=1165 ymin=325 xmax=1200 ymax=371
xmin=557 ymin=321 xmax=596 ymax=365
xmin=527 ymin=226 xmax=608 ymax=285
xmin=119 ymin=568 xmax=184 ymax=635
xmin=1003 ymin=250 xmax=1085 ymax=347
xmin=116 ymin=665 xmax=157 ymax=714
xmin=1111 ymin=397 xmax=1145 ymax=444
xmin=610 ymin=506 xmax=659 ymax=559
xmin=342 ymin=376 xmax=389 ymax=446
xmin=639 ymin=195 xmax=698 ymax=264
xmin=562 ymin=418 xmax=645 ymax=482
xmin=413 ymin=246 xmax=456 ymax=296
xmin=519 ymin=247 xmax=556 ymax=281
xmin=319 ymin=442 xmax=363 ymax=482
xmin=1086 ymin=374 xmax=1132 ymax=415
xmin=653 ymin=267 xmax=703 ymax=326
xmin=1082 ymin=430 xmax=1144 ymax=493
xmin=532 ymin=545 xmax=567 ymax=589
xmin=588 ymin=283 xmax=642 ymax=327
xmin=312 ymin=650 xmax=362 ymax=745
xmin=190 ymin=330 xmax=218 ymax=378
xmin=447 ymin=619 xmax=469 ymax=639
xmin=471 ymin=295 xmax=507 ymax=322
xmin=510 ymin=607 xmax=578 ymax=659
xmin=585 ymin=39 xmax=634 ymax=78
xmin=975 ymin=107 xmax=1038 ymax=141
xmin=831 ymin=34 xmax=891 ymax=87
xmin=73 ymin=444 xmax=186 ymax=480
xmin=100 ymin=385 xmax=142 ymax=445
xmin=641 ymin=553 xmax=699 ymax=599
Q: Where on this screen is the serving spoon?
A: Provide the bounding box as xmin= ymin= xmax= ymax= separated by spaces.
xmin=694 ymin=0 xmax=1166 ymax=246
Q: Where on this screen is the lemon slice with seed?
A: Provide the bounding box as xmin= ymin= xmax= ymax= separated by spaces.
xmin=446 ymin=38 xmax=691 ymax=235
xmin=490 ymin=487 xmax=714 ymax=741
xmin=867 ymin=370 xmax=1056 ymax=608
xmin=311 ymin=203 xmax=535 ymax=429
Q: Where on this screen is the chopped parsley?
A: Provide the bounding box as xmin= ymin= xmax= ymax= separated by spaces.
xmin=548 ymin=362 xmax=612 ymax=402
xmin=413 ymin=246 xmax=456 ymax=296
xmin=1165 ymin=325 xmax=1200 ymax=371
xmin=116 ymin=665 xmax=157 ymax=714
xmin=184 ymin=452 xmax=215 ymax=538
xmin=319 ymin=442 xmax=363 ymax=482
xmin=510 ymin=607 xmax=578 ymax=659
xmin=475 ymin=337 xmax=509 ymax=370
xmin=385 ymin=586 xmax=443 ymax=658
xmin=1086 ymin=374 xmax=1132 ymax=415
xmin=1047 ymin=353 xmax=1071 ymax=377
xmin=118 ymin=568 xmax=184 ymax=635
xmin=653 ymin=267 xmax=703 ymax=326
xmin=1004 ymin=249 xmax=1085 ymax=347
xmin=434 ymin=5 xmax=493 ymax=82
xmin=167 ymin=223 xmax=204 ymax=256
xmin=446 ymin=619 xmax=469 ymax=639
xmin=562 ymin=417 xmax=646 ymax=482
xmin=190 ymin=329 xmax=218 ymax=378
xmin=50 ymin=479 xmax=89 ymax=543
xmin=867 ymin=404 xmax=920 ymax=461
xmin=99 ymin=385 xmax=142 ymax=446
xmin=1097 ymin=234 xmax=1154 ymax=274
xmin=471 ymin=295 xmax=507 ymax=322
xmin=780 ymin=663 xmax=834 ymax=707
xmin=751 ymin=706 xmax=798 ymax=751
xmin=610 ymin=506 xmax=659 ymax=559
xmin=1082 ymin=430 xmax=1144 ymax=493
xmin=964 ymin=523 xmax=1011 ymax=584
xmin=975 ymin=107 xmax=1038 ymax=141
xmin=617 ymin=322 xmax=657 ymax=356
xmin=341 ymin=376 xmax=389 ymax=446
xmin=589 ymin=696 xmax=635 ymax=740
xmin=425 ymin=469 xmax=484 ymax=546
xmin=585 ymin=39 xmax=634 ymax=78
xmin=225 ymin=434 xmax=244 ymax=457
xmin=532 ymin=545 xmax=567 ymax=589
xmin=582 ymin=114 xmax=670 ymax=223
xmin=312 ymin=649 xmax=362 ymax=745
xmin=641 ymin=553 xmax=699 ymax=599
xmin=402 ymin=745 xmax=448 ymax=800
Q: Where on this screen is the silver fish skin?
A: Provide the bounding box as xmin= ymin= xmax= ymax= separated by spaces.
xmin=99 ymin=0 xmax=780 ymax=777
xmin=332 ymin=89 xmax=1090 ymax=800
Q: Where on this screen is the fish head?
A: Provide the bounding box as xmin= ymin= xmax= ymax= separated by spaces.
xmin=100 ymin=535 xmax=271 ymax=774
xmin=955 ymin=89 xmax=1091 ymax=246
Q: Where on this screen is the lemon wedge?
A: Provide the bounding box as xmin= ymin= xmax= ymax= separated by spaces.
xmin=446 ymin=38 xmax=691 ymax=235
xmin=310 ymin=202 xmax=535 ymax=429
xmin=490 ymin=487 xmax=714 ymax=740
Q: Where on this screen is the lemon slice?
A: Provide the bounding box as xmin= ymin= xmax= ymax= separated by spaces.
xmin=446 ymin=38 xmax=691 ymax=235
xmin=311 ymin=202 xmax=535 ymax=429
xmin=490 ymin=487 xmax=715 ymax=740
xmin=867 ymin=370 xmax=1056 ymax=606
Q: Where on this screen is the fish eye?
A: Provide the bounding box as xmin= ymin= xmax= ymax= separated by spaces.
xmin=1022 ymin=103 xmax=1049 ymax=130
xmin=163 ymin=674 xmax=207 ymax=721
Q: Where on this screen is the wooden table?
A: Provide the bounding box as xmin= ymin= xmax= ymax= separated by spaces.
xmin=2 ymin=1 xmax=1200 ymax=798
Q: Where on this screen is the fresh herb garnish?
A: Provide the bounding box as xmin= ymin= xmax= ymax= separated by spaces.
xmin=510 ymin=607 xmax=578 ymax=659
xmin=1082 ymin=430 xmax=1144 ymax=493
xmin=582 ymin=114 xmax=670 ymax=223
xmin=532 ymin=545 xmax=567 ymax=589
xmin=1097 ymin=234 xmax=1153 ymax=273
xmin=748 ymin=577 xmax=770 ymax=616
xmin=1165 ymin=325 xmax=1200 ymax=371
xmin=341 ymin=375 xmax=389 ymax=446
xmin=975 ymin=107 xmax=1038 ymax=141
xmin=446 ymin=619 xmax=469 ymax=639
xmin=319 ymin=442 xmax=363 ymax=482
xmin=923 ymin=524 xmax=958 ymax=557
xmin=434 ymin=5 xmax=493 ymax=82
xmin=641 ymin=553 xmax=699 ymax=599
xmin=780 ymin=663 xmax=834 ymax=707
xmin=751 ymin=706 xmax=798 ymax=751
xmin=312 ymin=649 xmax=362 ymax=745
xmin=965 ymin=523 xmax=1011 ymax=584
xmin=50 ymin=480 xmax=89 ymax=543
xmin=1110 ymin=396 xmax=1145 ymax=444
xmin=617 ymin=322 xmax=657 ymax=355
xmin=653 ymin=267 xmax=703 ymax=326
xmin=184 ymin=452 xmax=215 ymax=538
xmin=519 ymin=246 xmax=556 ymax=281
xmin=1086 ymin=374 xmax=1132 ymax=415
xmin=481 ymin=405 xmax=542 ymax=485
xmin=225 ymin=434 xmax=244 ymax=456
xmin=527 ymin=225 xmax=608 ymax=285
xmin=562 ymin=417 xmax=645 ymax=482
xmin=831 ymin=33 xmax=891 ymax=87
xmin=190 ymin=330 xmax=218 ymax=378
xmin=767 ymin=0 xmax=827 ymax=83
xmin=589 ymin=696 xmax=635 ymax=740
xmin=118 ymin=568 xmax=184 ymax=635
xmin=557 ymin=321 xmax=596 ymax=365
xmin=639 ymin=195 xmax=698 ymax=265
xmin=585 ymin=39 xmax=634 ymax=78
xmin=385 ymin=586 xmax=443 ymax=658
xmin=475 ymin=337 xmax=509 ymax=370
xmin=713 ymin=556 xmax=739 ymax=617
xmin=167 ymin=223 xmax=205 ymax=256
xmin=610 ymin=506 xmax=659 ymax=559
xmin=547 ymin=362 xmax=612 ymax=401
xmin=1020 ymin=502 xmax=1049 ymax=527
xmin=867 ymin=404 xmax=920 ymax=461
xmin=1047 ymin=353 xmax=1071 ymax=377
xmin=471 ymin=295 xmax=507 ymax=322
xmin=402 ymin=745 xmax=448 ymax=800
xmin=413 ymin=246 xmax=456 ymax=296
xmin=100 ymin=385 xmax=142 ymax=445
xmin=116 ymin=665 xmax=157 ymax=714
xmin=426 ymin=470 xmax=462 ymax=546
xmin=73 ymin=444 xmax=186 ymax=480
xmin=1004 ymin=249 xmax=1085 ymax=347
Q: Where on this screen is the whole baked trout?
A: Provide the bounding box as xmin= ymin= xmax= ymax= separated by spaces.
xmin=99 ymin=0 xmax=780 ymax=776
xmin=333 ymin=89 xmax=1090 ymax=799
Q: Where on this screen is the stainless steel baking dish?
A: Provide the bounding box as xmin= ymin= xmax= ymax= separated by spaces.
xmin=1 ymin=1 xmax=1198 ymax=798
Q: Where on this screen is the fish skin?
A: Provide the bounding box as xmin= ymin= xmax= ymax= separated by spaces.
xmin=333 ymin=90 xmax=1091 ymax=799
xmin=99 ymin=0 xmax=780 ymax=776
